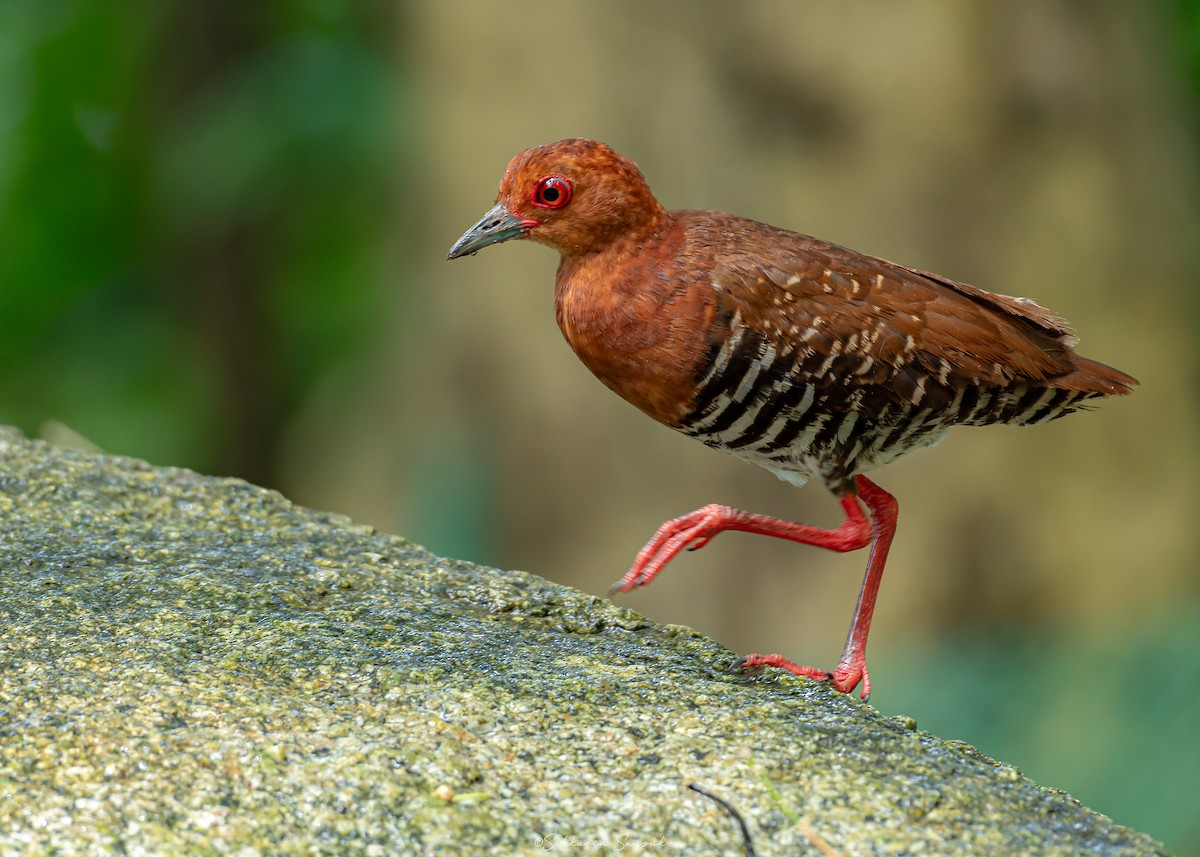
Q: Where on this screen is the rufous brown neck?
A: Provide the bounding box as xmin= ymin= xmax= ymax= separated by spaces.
xmin=553 ymin=215 xmax=714 ymax=426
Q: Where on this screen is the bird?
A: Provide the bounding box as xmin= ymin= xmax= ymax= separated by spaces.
xmin=446 ymin=138 xmax=1136 ymax=700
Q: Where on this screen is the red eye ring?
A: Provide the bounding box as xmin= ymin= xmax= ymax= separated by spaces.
xmin=532 ymin=175 xmax=572 ymax=209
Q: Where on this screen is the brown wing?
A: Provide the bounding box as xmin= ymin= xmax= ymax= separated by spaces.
xmin=688 ymin=213 xmax=1134 ymax=420
xmin=882 ymin=258 xmax=1135 ymax=396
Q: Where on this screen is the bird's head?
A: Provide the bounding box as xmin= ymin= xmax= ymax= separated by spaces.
xmin=447 ymin=138 xmax=665 ymax=260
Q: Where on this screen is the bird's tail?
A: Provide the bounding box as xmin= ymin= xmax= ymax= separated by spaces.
xmin=1056 ymin=357 xmax=1138 ymax=396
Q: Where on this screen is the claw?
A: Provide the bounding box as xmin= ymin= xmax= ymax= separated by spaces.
xmin=611 ymin=484 xmax=891 ymax=704
xmin=617 ymin=504 xmax=732 ymax=592
xmin=730 ymin=656 xmax=766 ymax=677
xmin=734 ymin=652 xmax=868 ymax=697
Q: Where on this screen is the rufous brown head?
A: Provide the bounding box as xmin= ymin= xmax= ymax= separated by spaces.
xmin=447 ymin=139 xmax=666 ymax=260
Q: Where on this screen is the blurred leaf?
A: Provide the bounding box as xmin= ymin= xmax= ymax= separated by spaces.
xmin=0 ymin=0 xmax=406 ymax=475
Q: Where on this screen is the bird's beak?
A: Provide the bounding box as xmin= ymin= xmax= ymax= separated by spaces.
xmin=446 ymin=202 xmax=532 ymax=260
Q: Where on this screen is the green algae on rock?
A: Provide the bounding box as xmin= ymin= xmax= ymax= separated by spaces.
xmin=0 ymin=428 xmax=1170 ymax=855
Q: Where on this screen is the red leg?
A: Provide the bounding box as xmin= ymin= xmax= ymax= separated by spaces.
xmin=739 ymin=477 xmax=898 ymax=699
xmin=609 ymin=494 xmax=871 ymax=595
xmin=611 ymin=475 xmax=898 ymax=701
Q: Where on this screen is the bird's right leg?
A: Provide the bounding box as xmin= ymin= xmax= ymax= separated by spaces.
xmin=607 ymin=479 xmax=896 ymax=700
xmin=608 ymin=493 xmax=872 ymax=595
xmin=736 ymin=477 xmax=899 ymax=700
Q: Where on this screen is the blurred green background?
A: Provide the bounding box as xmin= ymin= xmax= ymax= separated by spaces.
xmin=2 ymin=1 xmax=1198 ymax=851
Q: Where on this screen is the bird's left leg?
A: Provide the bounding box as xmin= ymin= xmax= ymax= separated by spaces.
xmin=609 ymin=493 xmax=873 ymax=596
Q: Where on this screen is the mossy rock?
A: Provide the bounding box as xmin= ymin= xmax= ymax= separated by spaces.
xmin=0 ymin=427 xmax=1168 ymax=855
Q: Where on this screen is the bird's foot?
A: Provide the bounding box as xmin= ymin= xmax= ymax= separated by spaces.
xmin=735 ymin=652 xmax=871 ymax=701
xmin=607 ymin=504 xmax=737 ymax=595
xmin=606 ymin=496 xmax=875 ymax=597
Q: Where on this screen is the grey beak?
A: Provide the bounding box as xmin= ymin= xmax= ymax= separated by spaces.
xmin=447 ymin=202 xmax=531 ymax=260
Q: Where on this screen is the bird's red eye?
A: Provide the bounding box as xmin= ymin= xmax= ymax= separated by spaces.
xmin=532 ymin=176 xmax=572 ymax=209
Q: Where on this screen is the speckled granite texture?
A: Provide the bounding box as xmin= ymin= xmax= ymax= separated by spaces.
xmin=0 ymin=427 xmax=1169 ymax=855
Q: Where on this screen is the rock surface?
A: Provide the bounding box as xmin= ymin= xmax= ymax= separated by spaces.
xmin=0 ymin=428 xmax=1169 ymax=855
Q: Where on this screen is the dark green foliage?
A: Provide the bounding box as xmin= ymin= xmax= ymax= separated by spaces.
xmin=0 ymin=1 xmax=405 ymax=481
